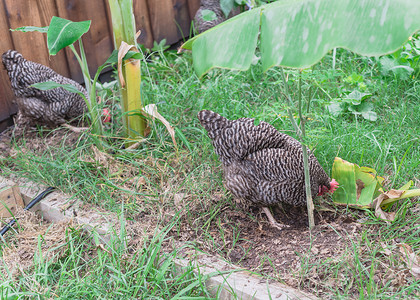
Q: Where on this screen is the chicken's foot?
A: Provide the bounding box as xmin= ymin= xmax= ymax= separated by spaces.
xmin=262 ymin=207 xmax=290 ymax=231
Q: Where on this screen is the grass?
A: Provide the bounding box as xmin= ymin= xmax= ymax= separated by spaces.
xmin=0 ymin=216 xmax=217 ymax=299
xmin=0 ymin=39 xmax=419 ymax=299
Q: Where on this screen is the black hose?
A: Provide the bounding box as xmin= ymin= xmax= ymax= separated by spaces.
xmin=0 ymin=187 xmax=55 ymax=237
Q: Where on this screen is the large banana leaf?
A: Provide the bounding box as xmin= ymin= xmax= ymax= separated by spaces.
xmin=332 ymin=157 xmax=384 ymax=208
xmin=332 ymin=157 xmax=420 ymax=211
xmin=182 ymin=0 xmax=420 ymax=77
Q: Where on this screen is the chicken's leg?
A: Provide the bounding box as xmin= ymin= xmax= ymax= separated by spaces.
xmin=262 ymin=207 xmax=290 ymax=230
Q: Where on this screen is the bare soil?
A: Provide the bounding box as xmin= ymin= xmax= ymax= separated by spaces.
xmin=170 ymin=199 xmax=364 ymax=294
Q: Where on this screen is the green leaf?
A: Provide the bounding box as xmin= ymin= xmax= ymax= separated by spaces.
xmin=189 ymin=8 xmax=261 ymax=77
xmin=152 ymin=39 xmax=169 ymax=52
xmin=327 ymin=102 xmax=344 ymax=117
xmin=354 ymin=165 xmax=383 ymax=204
xmin=183 ymin=0 xmax=420 ymax=77
xmin=332 ymin=157 xmax=358 ymax=206
xmin=100 ymin=50 xmax=142 ymax=70
xmin=332 ymin=157 xmax=385 ymax=208
xmin=361 ymin=110 xmax=378 ymax=121
xmin=398 ymin=180 xmax=413 ymax=191
xmin=103 ymin=50 xmax=119 ymax=66
xmin=355 ymin=101 xmax=377 ymax=121
xmin=220 ymin=0 xmax=235 ymax=18
xmin=124 ymin=51 xmax=142 ymax=60
xmin=344 ymin=73 xmax=364 ymax=85
xmin=11 ymin=26 xmax=48 ymax=33
xmin=31 ymin=82 xmax=86 ymax=99
xmin=345 ymin=90 xmax=371 ymax=105
xmin=200 ymin=9 xmax=218 ymax=22
xmin=47 ymin=16 xmax=91 ymax=55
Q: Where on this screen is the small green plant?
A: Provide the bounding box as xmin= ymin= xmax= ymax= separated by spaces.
xmin=151 ymin=39 xmax=170 ymax=53
xmin=328 ymin=89 xmax=377 ymax=121
xmin=378 ymin=34 xmax=420 ymax=80
xmin=326 ymin=72 xmax=377 ymax=121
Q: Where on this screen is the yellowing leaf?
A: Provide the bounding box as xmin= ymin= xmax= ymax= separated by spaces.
xmin=332 ymin=157 xmax=383 ymax=208
xmin=144 ymin=104 xmax=177 ymax=148
xmin=117 ymin=41 xmax=137 ymax=87
xmin=332 ymin=157 xmax=420 ymax=215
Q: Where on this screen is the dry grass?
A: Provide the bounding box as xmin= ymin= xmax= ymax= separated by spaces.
xmin=1 ymin=208 xmax=74 ymax=278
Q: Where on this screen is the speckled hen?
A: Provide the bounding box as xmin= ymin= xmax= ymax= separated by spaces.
xmin=2 ymin=50 xmax=88 ymax=128
xmin=198 ymin=110 xmax=338 ymax=229
xmin=194 ymin=0 xmax=240 ymax=33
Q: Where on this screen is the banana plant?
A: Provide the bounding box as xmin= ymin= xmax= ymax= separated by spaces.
xmin=107 ymin=0 xmax=146 ymax=143
xmin=16 ymin=3 xmax=174 ymax=149
xmin=182 ymin=0 xmax=420 ymax=229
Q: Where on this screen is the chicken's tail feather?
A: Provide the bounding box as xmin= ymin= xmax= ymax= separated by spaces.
xmin=2 ymin=50 xmax=24 ymax=71
xmin=197 ymin=110 xmax=230 ymax=138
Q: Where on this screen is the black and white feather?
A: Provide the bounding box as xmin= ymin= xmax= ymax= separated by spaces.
xmin=198 ymin=110 xmax=332 ymax=207
xmin=194 ymin=0 xmax=241 ymax=34
xmin=2 ymin=50 xmax=87 ymax=127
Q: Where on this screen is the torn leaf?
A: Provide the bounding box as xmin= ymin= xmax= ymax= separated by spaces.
xmin=144 ymin=104 xmax=177 ymax=148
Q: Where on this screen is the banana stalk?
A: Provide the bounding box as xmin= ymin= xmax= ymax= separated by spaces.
xmin=122 ymin=46 xmax=146 ymax=140
xmin=107 ymin=0 xmax=146 ymax=139
xmin=279 ymin=68 xmax=315 ymax=229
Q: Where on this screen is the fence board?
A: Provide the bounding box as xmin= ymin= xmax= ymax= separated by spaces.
xmin=148 ymin=0 xmax=179 ymax=45
xmin=133 ymin=0 xmax=154 ymax=48
xmin=173 ymin=0 xmax=193 ymax=41
xmin=187 ymin=0 xmax=200 ymax=21
xmin=4 ymin=0 xmax=52 ymax=66
xmin=0 ymin=1 xmax=16 ymax=122
xmin=0 ymin=1 xmax=15 ymax=55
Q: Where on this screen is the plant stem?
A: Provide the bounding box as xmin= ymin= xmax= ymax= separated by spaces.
xmin=279 ymin=68 xmax=315 ymax=229
xmin=69 ymin=42 xmax=104 ymax=144
xmin=297 ymin=70 xmax=315 ymax=229
xmin=279 ymin=69 xmax=301 ymax=135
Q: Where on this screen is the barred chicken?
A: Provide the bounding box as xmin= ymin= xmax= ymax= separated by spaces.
xmin=198 ymin=110 xmax=338 ymax=229
xmin=194 ymin=0 xmax=240 ymax=33
xmin=2 ymin=50 xmax=88 ymax=130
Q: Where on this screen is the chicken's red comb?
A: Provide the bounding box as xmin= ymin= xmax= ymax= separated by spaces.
xmin=329 ymin=179 xmax=339 ymax=193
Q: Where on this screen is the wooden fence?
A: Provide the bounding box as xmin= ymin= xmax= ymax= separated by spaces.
xmin=0 ymin=0 xmax=200 ymax=130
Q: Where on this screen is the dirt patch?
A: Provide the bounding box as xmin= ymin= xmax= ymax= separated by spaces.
xmin=171 ymin=200 xmax=363 ymax=291
xmin=0 ymin=126 xmax=83 ymax=159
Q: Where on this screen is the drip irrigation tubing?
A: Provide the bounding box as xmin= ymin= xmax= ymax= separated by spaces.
xmin=0 ymin=187 xmax=55 ymax=237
